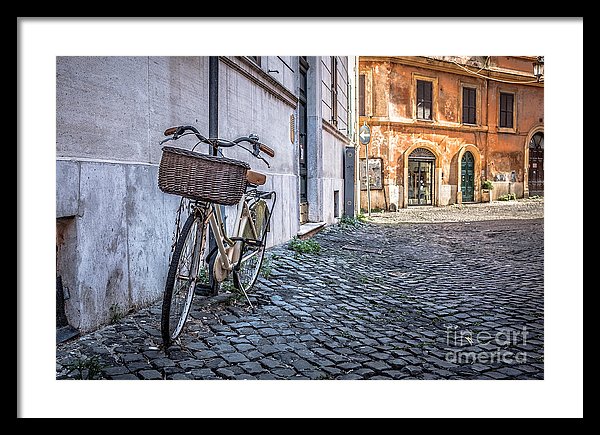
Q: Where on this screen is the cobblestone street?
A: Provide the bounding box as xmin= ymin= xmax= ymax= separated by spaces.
xmin=56 ymin=199 xmax=544 ymax=380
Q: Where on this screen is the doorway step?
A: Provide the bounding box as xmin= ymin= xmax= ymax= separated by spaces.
xmin=297 ymin=222 xmax=326 ymax=240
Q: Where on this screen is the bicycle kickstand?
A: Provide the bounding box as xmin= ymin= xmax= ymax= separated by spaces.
xmin=239 ymin=287 xmax=255 ymax=312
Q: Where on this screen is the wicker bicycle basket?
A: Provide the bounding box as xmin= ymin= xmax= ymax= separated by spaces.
xmin=158 ymin=146 xmax=250 ymax=206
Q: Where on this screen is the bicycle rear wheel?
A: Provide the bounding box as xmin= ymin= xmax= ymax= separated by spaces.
xmin=161 ymin=211 xmax=209 ymax=347
xmin=233 ymin=199 xmax=270 ymax=294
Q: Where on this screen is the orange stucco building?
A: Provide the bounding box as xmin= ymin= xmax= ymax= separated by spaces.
xmin=358 ymin=56 xmax=544 ymax=210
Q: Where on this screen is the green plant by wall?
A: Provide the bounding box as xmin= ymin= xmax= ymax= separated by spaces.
xmin=497 ymin=193 xmax=517 ymax=201
xmin=482 ymin=180 xmax=494 ymax=190
xmin=356 ymin=213 xmax=368 ymax=223
xmin=288 ymin=237 xmax=321 ymax=255
xmin=109 ymin=304 xmax=125 ymax=324
xmin=339 ymin=214 xmax=368 ymax=228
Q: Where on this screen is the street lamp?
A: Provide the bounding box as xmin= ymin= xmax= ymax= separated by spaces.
xmin=533 ymin=56 xmax=544 ymax=82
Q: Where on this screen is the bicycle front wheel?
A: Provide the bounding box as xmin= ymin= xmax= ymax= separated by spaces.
xmin=161 ymin=211 xmax=208 ymax=347
xmin=234 ymin=199 xmax=270 ymax=294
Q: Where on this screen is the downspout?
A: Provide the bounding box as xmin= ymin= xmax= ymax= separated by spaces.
xmin=208 ymin=56 xmax=221 ymax=294
xmin=209 ymin=56 xmax=219 ymax=155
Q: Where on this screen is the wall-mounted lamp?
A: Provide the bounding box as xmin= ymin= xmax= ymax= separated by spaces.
xmin=533 ymin=56 xmax=544 ymax=82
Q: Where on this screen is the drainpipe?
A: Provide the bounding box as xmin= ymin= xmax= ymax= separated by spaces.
xmin=208 ymin=56 xmax=222 ymax=287
xmin=209 ymin=56 xmax=219 ymax=155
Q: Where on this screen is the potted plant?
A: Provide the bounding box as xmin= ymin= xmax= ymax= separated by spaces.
xmin=481 ymin=180 xmax=493 ymax=202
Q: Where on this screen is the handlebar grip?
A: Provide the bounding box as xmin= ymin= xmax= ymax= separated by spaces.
xmin=164 ymin=127 xmax=179 ymax=136
xmin=259 ymin=143 xmax=275 ymax=158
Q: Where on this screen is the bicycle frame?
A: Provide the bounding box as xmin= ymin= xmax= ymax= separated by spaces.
xmin=207 ymin=193 xmax=260 ymax=282
xmin=160 ymin=125 xmax=277 ymax=345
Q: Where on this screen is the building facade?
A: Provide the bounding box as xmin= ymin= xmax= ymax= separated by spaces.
xmin=358 ymin=56 xmax=544 ymax=210
xmin=56 ymin=56 xmax=356 ymax=332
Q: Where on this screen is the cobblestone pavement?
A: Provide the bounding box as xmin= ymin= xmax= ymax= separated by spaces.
xmin=369 ymin=197 xmax=544 ymax=223
xmin=56 ymin=199 xmax=544 ymax=380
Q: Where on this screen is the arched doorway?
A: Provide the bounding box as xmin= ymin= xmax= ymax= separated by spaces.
xmin=528 ymin=132 xmax=544 ymax=196
xmin=461 ymin=151 xmax=475 ymax=202
xmin=408 ymin=147 xmax=436 ymax=206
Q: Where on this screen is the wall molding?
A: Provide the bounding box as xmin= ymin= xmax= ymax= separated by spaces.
xmin=221 ymin=56 xmax=298 ymax=108
xmin=360 ymin=116 xmax=490 ymax=134
xmin=361 ymin=56 xmax=544 ymax=88
xmin=322 ymin=118 xmax=352 ymax=144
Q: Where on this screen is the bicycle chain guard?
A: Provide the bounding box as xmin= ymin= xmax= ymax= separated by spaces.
xmin=212 ymin=253 xmax=228 ymax=283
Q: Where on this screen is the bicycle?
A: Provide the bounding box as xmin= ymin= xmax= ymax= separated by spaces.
xmin=157 ymin=125 xmax=276 ymax=348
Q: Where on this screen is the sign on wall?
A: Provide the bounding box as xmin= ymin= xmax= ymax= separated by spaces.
xmin=359 ymin=158 xmax=383 ymax=190
xmin=359 ymin=124 xmax=371 ymax=145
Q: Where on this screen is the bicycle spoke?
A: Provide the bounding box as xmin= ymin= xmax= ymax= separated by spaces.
xmin=240 ymin=249 xmax=260 ymax=264
xmin=162 ymin=210 xmax=210 ymax=347
xmin=234 ymin=199 xmax=269 ymax=296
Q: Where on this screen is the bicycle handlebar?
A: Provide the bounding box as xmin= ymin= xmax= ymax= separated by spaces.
xmin=161 ymin=125 xmax=275 ymax=160
xmin=257 ymin=142 xmax=275 ymax=158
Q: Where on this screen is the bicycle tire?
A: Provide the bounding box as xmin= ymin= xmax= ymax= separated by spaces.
xmin=161 ymin=211 xmax=208 ymax=347
xmin=233 ymin=200 xmax=270 ymax=294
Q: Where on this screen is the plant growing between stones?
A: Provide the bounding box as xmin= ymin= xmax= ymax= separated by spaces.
xmin=65 ymin=355 xmax=104 ymax=380
xmin=288 ymin=237 xmax=321 ymax=255
xmin=260 ymin=254 xmax=276 ymax=278
xmin=109 ymin=303 xmax=125 ymax=324
xmin=497 ymin=193 xmax=517 ymax=201
xmin=356 ymin=213 xmax=368 ymax=223
xmin=317 ymin=373 xmax=335 ymax=380
xmin=339 ymin=213 xmax=368 ymax=228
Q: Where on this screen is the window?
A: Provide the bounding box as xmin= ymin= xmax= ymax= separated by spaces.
xmin=417 ymin=80 xmax=433 ymax=120
xmin=462 ymin=87 xmax=477 ymax=125
xmin=499 ymin=92 xmax=514 ymax=129
xmin=359 ymin=74 xmax=366 ymax=117
xmin=359 ymin=70 xmax=372 ymax=117
xmin=248 ymin=56 xmax=261 ymax=67
xmin=330 ymin=56 xmax=338 ymax=126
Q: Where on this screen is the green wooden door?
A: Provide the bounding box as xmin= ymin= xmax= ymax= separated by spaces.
xmin=461 ymin=151 xmax=475 ymax=202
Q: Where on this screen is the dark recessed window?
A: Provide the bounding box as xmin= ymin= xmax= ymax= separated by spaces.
xmin=462 ymin=87 xmax=477 ymax=125
xmin=417 ymin=80 xmax=432 ymax=120
xmin=499 ymin=92 xmax=514 ymax=129
xmin=331 ymin=56 xmax=338 ymax=126
xmin=248 ymin=56 xmax=261 ymax=67
xmin=359 ymin=74 xmax=366 ymax=117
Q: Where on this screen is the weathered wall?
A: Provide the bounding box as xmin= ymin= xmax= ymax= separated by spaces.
xmin=305 ymin=56 xmax=351 ymax=223
xmin=486 ymin=79 xmax=544 ymax=187
xmin=57 ymin=56 xmax=210 ymax=163
xmin=56 ymin=56 xmax=300 ymax=331
xmin=215 ymin=57 xmax=301 ymax=245
xmin=358 ymin=57 xmax=543 ymax=210
xmin=57 ymin=56 xmax=205 ymax=331
xmin=321 ymin=126 xmax=346 ymax=222
xmin=56 ymin=159 xmax=178 ymax=331
xmin=57 ymin=56 xmax=352 ymax=332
